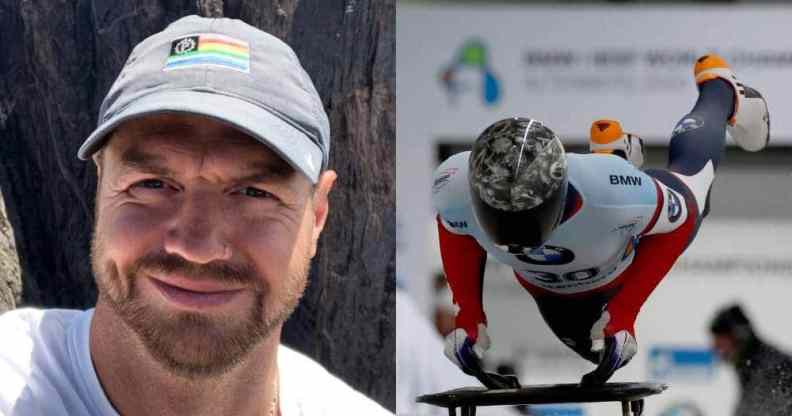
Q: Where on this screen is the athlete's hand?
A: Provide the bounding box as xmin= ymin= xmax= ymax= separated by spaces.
xmin=443 ymin=323 xmax=491 ymax=376
xmin=581 ymin=311 xmax=638 ymax=385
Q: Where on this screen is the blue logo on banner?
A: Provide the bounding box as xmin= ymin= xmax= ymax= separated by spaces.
xmin=440 ymin=39 xmax=501 ymax=106
xmin=649 ymin=346 xmax=715 ymax=382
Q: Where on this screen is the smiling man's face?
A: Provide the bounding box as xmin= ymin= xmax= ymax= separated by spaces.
xmin=91 ymin=113 xmax=333 ymax=378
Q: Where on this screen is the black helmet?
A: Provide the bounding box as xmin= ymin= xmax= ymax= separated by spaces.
xmin=469 ymin=117 xmax=568 ymax=248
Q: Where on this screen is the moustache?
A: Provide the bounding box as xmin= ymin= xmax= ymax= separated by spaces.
xmin=132 ymin=251 xmax=257 ymax=286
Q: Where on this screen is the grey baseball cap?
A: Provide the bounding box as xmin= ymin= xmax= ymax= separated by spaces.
xmin=78 ymin=15 xmax=330 ymax=183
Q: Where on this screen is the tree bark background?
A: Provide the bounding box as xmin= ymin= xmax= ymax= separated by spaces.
xmin=0 ymin=0 xmax=395 ymax=410
xmin=0 ymin=190 xmax=21 ymax=313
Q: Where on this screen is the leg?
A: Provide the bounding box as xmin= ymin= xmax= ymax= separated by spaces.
xmin=646 ymin=78 xmax=735 ymax=247
xmin=668 ymin=78 xmax=734 ymax=178
xmin=663 ymin=79 xmax=734 ymax=221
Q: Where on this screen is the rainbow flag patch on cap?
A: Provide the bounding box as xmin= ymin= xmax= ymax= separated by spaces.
xmin=165 ymin=33 xmax=250 ymax=73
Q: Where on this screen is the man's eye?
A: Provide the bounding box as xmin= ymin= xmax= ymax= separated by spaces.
xmin=136 ymin=179 xmax=166 ymax=189
xmin=242 ymin=187 xmax=272 ymax=199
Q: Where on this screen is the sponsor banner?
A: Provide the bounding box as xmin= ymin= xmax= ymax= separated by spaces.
xmin=398 ymin=5 xmax=792 ymax=144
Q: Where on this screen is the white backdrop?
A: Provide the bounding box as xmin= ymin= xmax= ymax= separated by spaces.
xmin=398 ymin=4 xmax=792 ymax=143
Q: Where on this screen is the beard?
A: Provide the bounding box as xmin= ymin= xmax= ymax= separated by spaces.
xmin=91 ymin=236 xmax=309 ymax=379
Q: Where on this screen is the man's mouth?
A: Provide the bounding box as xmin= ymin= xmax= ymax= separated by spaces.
xmin=148 ymin=275 xmax=245 ymax=309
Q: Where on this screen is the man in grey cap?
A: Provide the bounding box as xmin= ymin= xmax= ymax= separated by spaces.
xmin=0 ymin=15 xmax=391 ymax=416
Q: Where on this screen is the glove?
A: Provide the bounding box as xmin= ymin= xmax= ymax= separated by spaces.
xmin=581 ymin=310 xmax=638 ymax=386
xmin=443 ymin=323 xmax=490 ymax=376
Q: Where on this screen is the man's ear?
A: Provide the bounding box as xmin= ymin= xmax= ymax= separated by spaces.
xmin=309 ymin=170 xmax=337 ymax=257
xmin=92 ymin=151 xmax=104 ymax=181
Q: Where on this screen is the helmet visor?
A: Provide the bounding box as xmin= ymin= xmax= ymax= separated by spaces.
xmin=472 ymin=178 xmax=568 ymax=247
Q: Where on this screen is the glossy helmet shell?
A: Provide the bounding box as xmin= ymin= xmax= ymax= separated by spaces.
xmin=468 ymin=117 xmax=568 ymax=248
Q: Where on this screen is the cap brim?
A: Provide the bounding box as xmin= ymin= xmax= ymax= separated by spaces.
xmin=78 ymin=90 xmax=323 ymax=183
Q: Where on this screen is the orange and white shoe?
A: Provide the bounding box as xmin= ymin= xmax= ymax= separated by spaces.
xmin=694 ymin=53 xmax=770 ymax=152
xmin=589 ymin=119 xmax=645 ymax=168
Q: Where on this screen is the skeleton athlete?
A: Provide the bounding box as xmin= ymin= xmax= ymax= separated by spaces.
xmin=432 ymin=54 xmax=770 ymax=385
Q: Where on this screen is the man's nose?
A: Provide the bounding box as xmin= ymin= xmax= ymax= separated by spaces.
xmin=164 ymin=192 xmax=232 ymax=264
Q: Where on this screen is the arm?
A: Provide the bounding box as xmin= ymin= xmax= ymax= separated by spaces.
xmin=607 ymin=175 xmax=696 ymax=336
xmin=583 ymin=175 xmax=698 ymax=385
xmin=438 ymin=217 xmax=503 ymax=381
xmin=433 ymin=152 xmax=504 ymax=380
xmin=605 ymin=208 xmax=697 ymax=337
xmin=580 ymin=229 xmax=688 ymax=386
xmin=436 ymin=216 xmax=487 ymax=338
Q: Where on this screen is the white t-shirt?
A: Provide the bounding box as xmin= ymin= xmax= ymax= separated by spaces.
xmin=0 ymin=308 xmax=392 ymax=415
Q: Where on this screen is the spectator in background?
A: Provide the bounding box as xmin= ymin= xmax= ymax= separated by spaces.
xmin=709 ymin=304 xmax=792 ymax=416
xmin=397 ymin=288 xmax=477 ymax=415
